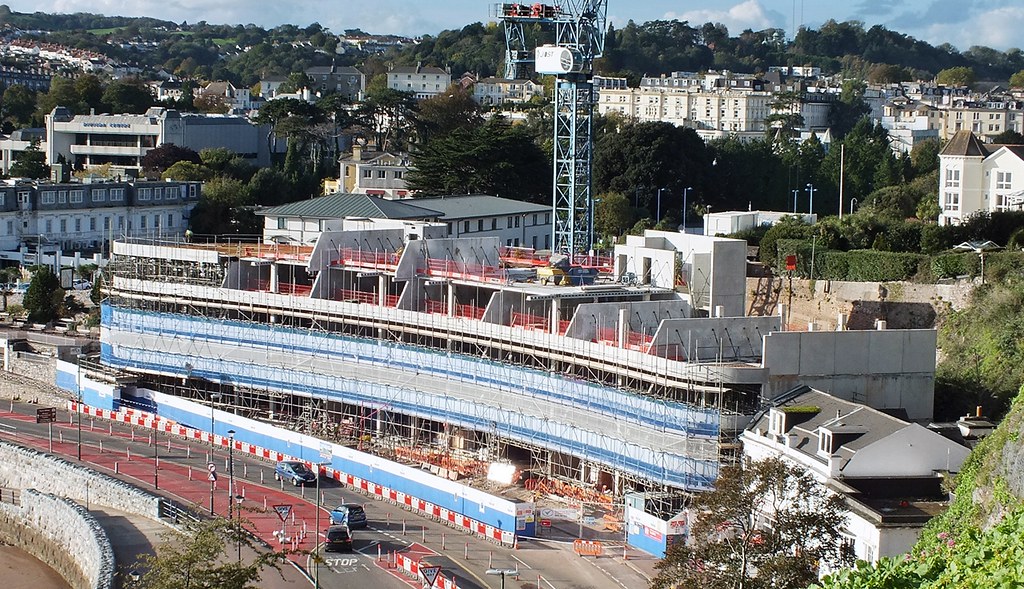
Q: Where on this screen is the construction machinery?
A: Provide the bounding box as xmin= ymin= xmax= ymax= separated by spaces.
xmin=495 ymin=1 xmax=609 ymax=256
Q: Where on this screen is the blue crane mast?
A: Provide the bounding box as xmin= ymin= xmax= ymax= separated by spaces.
xmin=494 ymin=2 xmax=608 ymax=255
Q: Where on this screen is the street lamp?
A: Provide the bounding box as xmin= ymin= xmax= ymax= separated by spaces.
xmin=791 ymin=189 xmax=799 ymax=214
xmin=228 ymin=429 xmax=235 ymax=527
xmin=657 ymin=188 xmax=666 ymax=223
xmin=312 ymin=461 xmax=329 ymax=589
xmin=850 ymin=198 xmax=858 ymax=216
xmin=806 ymin=183 xmax=816 ymax=215
xmin=682 ymin=187 xmax=693 ymax=232
xmin=76 ymin=354 xmax=84 ymax=461
xmin=486 ymin=568 xmax=519 ymax=589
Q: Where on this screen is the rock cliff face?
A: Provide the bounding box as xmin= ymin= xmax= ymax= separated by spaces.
xmin=745 ymin=277 xmax=973 ymax=330
xmin=972 ymin=398 xmax=1024 ymax=529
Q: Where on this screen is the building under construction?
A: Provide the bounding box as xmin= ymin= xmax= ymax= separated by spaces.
xmin=98 ymin=227 xmax=937 ymax=505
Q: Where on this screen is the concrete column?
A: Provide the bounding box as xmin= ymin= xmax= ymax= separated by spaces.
xmin=447 ymin=282 xmax=456 ymax=316
xmin=549 ymin=297 xmax=561 ymax=334
xmin=269 ymin=263 xmax=279 ymax=294
xmin=617 ymin=308 xmax=628 ymax=348
xmin=378 ymin=275 xmax=387 ymax=306
xmin=1 ymin=338 xmax=8 ymax=372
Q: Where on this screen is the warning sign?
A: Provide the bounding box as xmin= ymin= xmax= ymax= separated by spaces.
xmin=273 ymin=504 xmax=292 ymax=522
xmin=420 ymin=565 xmax=441 ymax=588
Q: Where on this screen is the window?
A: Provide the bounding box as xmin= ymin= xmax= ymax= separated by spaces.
xmin=394 ymin=170 xmax=404 ymax=179
xmin=41 ymin=191 xmax=56 ymax=205
xmin=103 ymin=217 xmax=110 ymax=231
xmin=277 ymin=217 xmax=287 ymax=229
xmin=188 ymin=185 xmax=197 ymax=197
xmin=491 ymin=218 xmax=497 ymax=230
xmin=58 ymin=191 xmax=67 ymax=203
xmin=769 ymin=410 xmax=785 ymax=436
xmin=818 ymin=430 xmax=832 ymax=455
xmin=377 ymin=170 xmax=386 ymax=179
xmin=362 ymin=169 xmax=372 ymax=178
xmin=60 ymin=219 xmax=67 ymax=232
xmin=477 ymin=219 xmax=484 ymax=232
xmin=45 ymin=219 xmax=52 ymax=233
xmin=118 ymin=216 xmax=125 ymax=229
xmin=507 ymin=216 xmax=513 ymax=228
xmin=74 ymin=218 xmax=81 ymax=232
xmin=154 ymin=215 xmax=161 ymax=228
xmin=945 ymin=168 xmax=960 ymax=188
xmin=545 ymin=213 xmax=551 ymax=224
xmin=997 ymin=171 xmax=1013 ymax=190
xmin=532 ymin=213 xmax=538 ymax=225
xmin=110 ymin=189 xmax=124 ymax=202
xmin=154 ymin=187 xmax=163 ymax=200
xmin=138 ymin=188 xmax=152 ymax=201
xmin=70 ymin=190 xmax=84 ymax=203
xmin=92 ymin=189 xmax=106 ymax=202
xmin=89 ymin=217 xmax=96 ymax=231
xmin=17 ymin=191 xmax=30 ymax=205
xmin=514 ymin=216 xmax=520 ymax=228
xmin=944 ymin=192 xmax=960 ymax=211
xmin=462 ymin=220 xmax=470 ymax=233
xmin=446 ymin=222 xmax=452 ymax=234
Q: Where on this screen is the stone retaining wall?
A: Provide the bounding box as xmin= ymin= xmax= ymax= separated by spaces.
xmin=0 ymin=441 xmax=162 ymax=519
xmin=0 ymin=489 xmax=114 ymax=589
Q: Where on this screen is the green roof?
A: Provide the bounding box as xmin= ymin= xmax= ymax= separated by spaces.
xmin=412 ymin=194 xmax=549 ymax=220
xmin=257 ymin=193 xmax=442 ymax=220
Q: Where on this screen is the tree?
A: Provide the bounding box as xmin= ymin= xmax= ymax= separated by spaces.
xmin=653 ymin=457 xmax=852 ymax=589
xmin=1011 ymin=70 xmax=1024 ymax=89
xmin=101 ymin=78 xmax=155 ymax=114
xmin=135 ymin=518 xmax=287 ymax=589
xmin=23 ymin=266 xmax=64 ymax=323
xmin=991 ymin=130 xmax=1024 ymax=145
xmin=142 ymin=144 xmax=202 ymax=175
xmin=356 ymin=85 xmax=418 ymax=151
xmin=413 ymin=85 xmax=482 ymax=144
xmin=9 ymin=139 xmax=49 ymax=179
xmin=936 ymin=66 xmax=976 ymax=88
xmin=2 ymin=84 xmax=37 ymax=127
xmin=594 ymin=192 xmax=634 ymax=241
xmin=162 ymin=161 xmax=213 ymax=182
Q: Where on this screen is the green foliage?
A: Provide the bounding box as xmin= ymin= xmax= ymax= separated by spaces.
xmin=142 ymin=144 xmax=202 ymax=174
xmin=23 ymin=266 xmax=64 ymax=323
xmin=594 ymin=192 xmax=634 ymax=240
xmin=931 ymin=253 xmax=973 ymax=279
xmin=758 ymin=217 xmax=813 ymax=267
xmin=9 ymin=139 xmax=49 ymax=179
xmin=1011 ymin=70 xmax=1024 ymax=89
xmin=101 ymin=77 xmax=156 ymax=114
xmin=412 ymin=85 xmax=483 ymax=144
xmin=162 ymin=161 xmax=213 ymax=182
xmin=936 ymin=66 xmax=976 ymax=88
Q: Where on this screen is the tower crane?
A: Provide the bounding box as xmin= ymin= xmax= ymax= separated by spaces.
xmin=495 ymin=2 xmax=608 ymax=255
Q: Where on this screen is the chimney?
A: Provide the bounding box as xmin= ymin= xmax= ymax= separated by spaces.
xmin=977 ymin=405 xmax=983 ymax=418
xmin=876 ymin=319 xmax=887 ymax=330
xmin=416 ymin=61 xmax=422 ymax=74
xmin=836 ymin=409 xmax=842 ymax=419
xmin=352 ymin=144 xmax=362 ymax=161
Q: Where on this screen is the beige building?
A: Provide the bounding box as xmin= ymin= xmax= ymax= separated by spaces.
xmin=938 ymin=101 xmax=1024 ymax=143
xmin=597 ymin=86 xmax=771 ymax=141
xmin=338 ymin=145 xmax=413 ymax=198
xmin=472 ymin=77 xmax=545 ymax=105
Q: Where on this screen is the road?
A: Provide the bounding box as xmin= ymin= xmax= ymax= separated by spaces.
xmin=0 ymin=399 xmax=656 ymax=589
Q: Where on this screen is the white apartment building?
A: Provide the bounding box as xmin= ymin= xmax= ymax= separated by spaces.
xmin=0 ymin=178 xmax=200 ymax=253
xmin=880 ymin=100 xmax=942 ymax=154
xmin=938 ymin=100 xmax=1024 ymax=143
xmin=387 ymin=65 xmax=452 ymax=100
xmin=472 ymin=77 xmax=545 ymax=105
xmin=414 ymin=195 xmax=551 ymax=249
xmin=938 ymin=130 xmax=1024 ymax=225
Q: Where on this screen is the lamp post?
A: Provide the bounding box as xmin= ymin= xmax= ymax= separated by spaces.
xmin=210 ymin=392 xmax=221 ymax=461
xmin=792 ymin=189 xmax=799 ymax=214
xmin=313 ymin=461 xmax=329 ymax=589
xmin=486 ymin=568 xmax=519 ymax=589
xmin=806 ymin=183 xmax=816 ymax=215
xmin=76 ymin=354 xmax=83 ymax=461
xmin=657 ymin=188 xmax=665 ymax=223
xmin=153 ymin=414 xmax=159 ymax=490
xmin=228 ymin=430 xmax=235 ymax=526
xmin=850 ymin=198 xmax=858 ymax=216
xmin=682 ymin=187 xmax=693 ymax=232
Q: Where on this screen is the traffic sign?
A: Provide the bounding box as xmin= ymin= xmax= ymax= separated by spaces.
xmin=208 ymin=471 xmax=218 ymax=482
xmin=319 ymin=442 xmax=333 ymax=461
xmin=273 ymin=504 xmax=292 ymax=522
xmin=36 ymin=407 xmax=57 ymax=423
xmin=207 ymin=463 xmax=217 ymax=472
xmin=420 ymin=565 xmax=441 ymax=588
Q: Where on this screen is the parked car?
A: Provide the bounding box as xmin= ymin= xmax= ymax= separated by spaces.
xmin=328 ymin=503 xmax=367 ymax=529
xmin=72 ymin=279 xmax=92 ymax=290
xmin=273 ymin=460 xmax=317 ymax=486
xmin=324 ymin=525 xmax=352 ymax=552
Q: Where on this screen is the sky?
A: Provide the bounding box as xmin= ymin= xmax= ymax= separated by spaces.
xmin=11 ymin=0 xmax=1024 ymax=52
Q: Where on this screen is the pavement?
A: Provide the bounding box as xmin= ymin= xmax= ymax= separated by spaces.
xmin=0 ymin=394 xmax=661 ymax=589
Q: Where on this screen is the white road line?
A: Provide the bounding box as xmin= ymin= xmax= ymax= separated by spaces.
xmin=511 ymin=554 xmax=532 ymax=569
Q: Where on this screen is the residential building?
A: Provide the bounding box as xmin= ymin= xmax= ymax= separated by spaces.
xmin=258 ymin=75 xmax=288 ymax=100
xmin=150 ymin=80 xmax=185 ymax=103
xmin=387 ymin=64 xmax=452 ymax=99
xmin=0 ymin=65 xmax=51 ymax=92
xmin=0 ymin=128 xmax=45 ymax=176
xmin=305 ymin=65 xmax=365 ymax=101
xmin=880 ymin=99 xmax=942 ymax=154
xmin=472 ymin=77 xmax=545 ymax=106
xmin=196 ymin=81 xmax=251 ymax=112
xmin=937 ymin=99 xmax=1024 ymax=143
xmin=414 ymin=195 xmax=551 ymax=249
xmin=44 ymin=106 xmax=281 ymax=170
xmin=0 ymin=178 xmax=201 ymax=253
xmin=339 ymin=145 xmax=413 ymax=198
xmin=743 ymin=386 xmax=969 ymax=566
xmin=938 ymin=130 xmax=1024 ymax=225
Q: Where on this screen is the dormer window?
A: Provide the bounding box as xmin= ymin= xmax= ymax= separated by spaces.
xmin=769 ymin=409 xmax=785 ymax=436
xmin=818 ymin=429 xmax=833 ymax=456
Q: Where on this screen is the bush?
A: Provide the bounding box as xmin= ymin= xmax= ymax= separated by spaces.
xmin=844 ymin=250 xmax=926 ymax=282
xmin=932 ymin=253 xmax=971 ymax=279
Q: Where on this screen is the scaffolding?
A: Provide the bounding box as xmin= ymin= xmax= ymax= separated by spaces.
xmin=104 ymin=238 xmax=764 ymax=497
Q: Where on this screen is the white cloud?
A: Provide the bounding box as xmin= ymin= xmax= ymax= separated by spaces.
xmin=914 ymin=6 xmax=1024 ymax=50
xmin=666 ymin=0 xmax=777 ymax=31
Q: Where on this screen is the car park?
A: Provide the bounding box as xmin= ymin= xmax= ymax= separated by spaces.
xmin=328 ymin=503 xmax=367 ymax=529
xmin=324 ymin=525 xmax=352 ymax=552
xmin=273 ymin=460 xmax=317 ymax=486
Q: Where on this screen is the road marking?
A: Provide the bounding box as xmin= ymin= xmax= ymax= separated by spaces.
xmin=511 ymin=554 xmax=532 ymax=569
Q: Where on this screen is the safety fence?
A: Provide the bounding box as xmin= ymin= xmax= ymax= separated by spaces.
xmin=334 ymin=248 xmax=400 ymax=271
